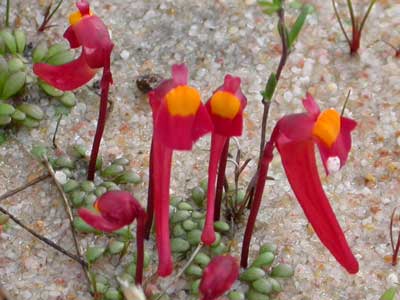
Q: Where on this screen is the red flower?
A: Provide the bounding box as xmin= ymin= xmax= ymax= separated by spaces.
xmin=242 ymin=94 xmax=359 ymax=274
xmin=201 ymin=75 xmax=246 ymax=245
xmin=78 ymin=191 xmax=146 ymax=284
xmin=33 ymin=0 xmax=114 ymax=181
xmin=148 ymin=64 xmax=213 ymax=277
xmin=199 ymin=255 xmax=239 ymax=300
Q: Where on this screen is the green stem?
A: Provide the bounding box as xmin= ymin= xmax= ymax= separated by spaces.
xmin=5 ymin=0 xmax=10 ymax=27
xmin=359 ymin=0 xmax=377 ymax=34
xmin=346 ymin=0 xmax=356 ymax=32
xmin=332 ymin=0 xmax=351 ymax=45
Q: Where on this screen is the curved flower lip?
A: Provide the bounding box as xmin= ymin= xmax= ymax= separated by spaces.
xmin=78 ymin=191 xmax=142 ymax=232
xmin=206 ymin=75 xmax=247 ymax=137
xmin=33 ymin=0 xmax=113 ymax=91
xmin=199 ymin=255 xmax=239 ymax=300
xmin=149 ymin=64 xmax=213 ymax=150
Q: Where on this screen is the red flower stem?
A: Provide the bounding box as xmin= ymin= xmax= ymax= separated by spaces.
xmin=241 ymin=140 xmax=275 ymax=268
xmin=87 ymin=46 xmax=113 ymax=181
xmin=135 ymin=210 xmax=146 ymax=285
xmin=154 ymin=142 xmax=173 ymax=277
xmin=390 ymin=207 xmax=400 ymax=266
xmin=144 ymin=140 xmax=154 ymax=239
xmin=201 ymin=134 xmax=227 ymax=245
xmin=213 ymin=138 xmax=230 ymax=221
xmin=350 ymin=26 xmax=360 ymax=55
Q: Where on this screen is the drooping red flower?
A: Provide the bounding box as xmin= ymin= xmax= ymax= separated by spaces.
xmin=199 ymin=255 xmax=239 ymax=300
xmin=78 ymin=191 xmax=146 ymax=284
xmin=241 ymin=93 xmax=359 ymax=274
xmin=147 ymin=64 xmax=213 ymax=277
xmin=201 ymin=75 xmax=246 ymax=245
xmin=33 ymin=0 xmax=114 ymax=181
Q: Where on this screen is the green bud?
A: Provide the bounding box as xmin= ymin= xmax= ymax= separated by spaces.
xmin=95 ymin=186 xmax=107 ymax=197
xmin=115 ymin=227 xmax=132 ymax=240
xmin=72 ymin=144 xmax=88 ymax=158
xmin=0 ymin=115 xmax=11 ymax=125
xmin=239 ymin=267 xmax=265 ymax=282
xmin=251 ymin=252 xmax=275 ymax=268
xmin=191 ymin=279 xmax=201 ymax=295
xmin=0 ymin=30 xmax=17 ymax=54
xmin=113 ymin=157 xmax=130 ymax=165
xmin=192 ymin=211 xmax=204 ymax=219
xmin=125 ymin=262 xmax=136 ymax=276
xmin=210 ymin=242 xmax=226 ymax=256
xmin=1 ymin=71 xmax=26 ymax=99
xmin=252 ymin=278 xmax=272 ymax=294
xmin=177 ymin=202 xmax=193 ymax=211
xmin=380 ymin=287 xmax=397 ymax=300
xmin=182 ymin=219 xmax=197 ymax=231
xmin=33 ymin=42 xmax=48 ymax=63
xmin=105 ymin=288 xmax=123 ymax=300
xmin=267 ymin=277 xmax=282 ymax=293
xmin=199 ymin=178 xmax=208 ymax=191
xmin=71 ymin=190 xmax=86 ymax=207
xmin=31 ymin=145 xmax=47 ymax=161
xmin=96 ymin=157 xmax=103 ymax=170
xmin=101 ymin=181 xmax=120 ymax=191
xmin=115 ymin=171 xmax=142 ymax=184
xmin=86 ymin=246 xmax=106 ymax=263
xmin=172 ymin=224 xmax=186 ymax=237
xmin=46 ymin=50 xmax=74 ymax=66
xmin=55 ymin=156 xmax=74 ymax=169
xmin=271 ymin=264 xmax=294 ymax=278
xmin=85 ymin=193 xmax=97 ymax=206
xmin=63 ymin=179 xmax=79 ymax=193
xmin=214 ymin=220 xmax=230 ymax=233
xmin=187 ymin=229 xmax=202 ymax=246
xmin=0 ymin=103 xmax=15 ymax=115
xmin=197 ymin=218 xmax=205 ymax=229
xmin=8 ymin=57 xmax=25 ymax=73
xmin=234 ymin=190 xmax=246 ymax=206
xmin=170 ymin=196 xmax=182 ymax=207
xmin=38 ymin=80 xmax=64 ymax=97
xmin=247 ymin=289 xmax=270 ymax=300
xmin=259 ymin=243 xmax=277 ymax=254
xmin=59 ymin=92 xmax=76 ymax=107
xmin=171 ymin=238 xmax=190 ymax=253
xmin=95 ymin=282 xmax=108 ymax=294
xmin=228 ymin=291 xmax=245 ymax=300
xmin=14 ymin=29 xmax=26 ymax=54
xmin=171 ymin=210 xmax=191 ymax=224
xmin=108 ymin=240 xmax=125 ymax=254
xmin=133 ymin=251 xmax=150 ymax=268
xmin=194 ymin=252 xmax=210 ymax=268
xmin=46 ymin=43 xmax=69 ymax=58
xmin=20 ymin=117 xmax=40 ymax=128
xmin=211 ymin=232 xmax=222 ymax=247
xmin=11 ymin=109 xmax=26 ymax=121
xmin=185 ymin=264 xmax=203 ymax=277
xmin=101 ymin=164 xmax=125 ymax=179
xmin=17 ymin=103 xmax=43 ymax=120
xmin=0 ymin=213 xmax=10 ymax=225
xmin=191 ymin=186 xmax=205 ymax=207
xmin=81 ymin=180 xmax=95 ymax=192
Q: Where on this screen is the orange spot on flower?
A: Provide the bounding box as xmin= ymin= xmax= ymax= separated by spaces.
xmin=165 ymin=85 xmax=201 ymax=117
xmin=210 ymin=91 xmax=241 ymax=119
xmin=312 ymin=109 xmax=341 ymax=147
xmin=94 ymin=201 xmax=100 ymax=212
xmin=69 ymin=10 xmax=93 ymax=25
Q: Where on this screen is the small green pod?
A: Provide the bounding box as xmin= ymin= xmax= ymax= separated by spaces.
xmin=182 ymin=219 xmax=197 ymax=231
xmin=185 ymin=264 xmax=203 ymax=277
xmin=11 ymin=109 xmax=26 ymax=121
xmin=8 ymin=57 xmax=25 ymax=73
xmin=187 ymin=229 xmax=202 ymax=246
xmin=81 ymin=180 xmax=95 ymax=192
xmin=191 ymin=279 xmax=201 ymax=295
xmin=54 ymin=156 xmax=75 ymax=169
xmin=38 ymin=80 xmax=64 ymax=97
xmin=115 ymin=171 xmax=142 ymax=184
xmin=228 ymin=291 xmax=245 ymax=300
xmin=267 ymin=277 xmax=282 ymax=293
xmin=85 ymin=193 xmax=97 ymax=206
xmin=177 ymin=202 xmax=193 ymax=211
xmin=95 ymin=282 xmax=108 ymax=294
xmin=251 ymin=252 xmax=275 ymax=268
xmin=192 ymin=211 xmax=204 ymax=219
xmin=247 ymin=289 xmax=270 ymax=300
xmin=46 ymin=43 xmax=69 ymax=58
xmin=108 ymin=240 xmax=125 ymax=255
xmin=0 ymin=115 xmax=11 ymax=125
xmin=1 ymin=71 xmax=26 ymax=99
xmin=211 ymin=232 xmax=222 ymax=247
xmin=46 ymin=50 xmax=74 ymax=66
xmin=105 ymin=288 xmax=123 ymax=300
xmin=172 ymin=224 xmax=186 ymax=237
xmin=17 ymin=103 xmax=43 ymax=120
xmin=171 ymin=238 xmax=190 ymax=253
xmin=0 ymin=103 xmax=15 ymax=115
xmin=239 ymin=267 xmax=265 ymax=282
xmin=380 ymin=287 xmax=397 ymax=300
xmin=113 ymin=157 xmax=130 ymax=165
xmin=71 ymin=190 xmax=86 ymax=207
xmin=32 ymin=41 xmax=48 ymax=63
xmin=210 ymin=242 xmax=226 ymax=256
xmin=63 ymin=179 xmax=79 ymax=193
xmin=194 ymin=253 xmax=210 ymax=268
xmin=20 ymin=117 xmax=40 ymax=128
xmin=270 ymin=264 xmax=294 ymax=278
xmin=191 ymin=186 xmax=205 ymax=207
xmin=0 ymin=30 xmax=17 ymax=54
xmin=101 ymin=164 xmax=125 ymax=178
xmin=59 ymin=92 xmax=76 ymax=107
xmin=252 ymin=278 xmax=273 ymax=294
xmin=86 ymin=246 xmax=106 ymax=263
xmin=171 ymin=210 xmax=191 ymax=224
xmin=95 ymin=186 xmax=107 ymax=197
xmin=72 ymin=144 xmax=88 ymax=158
xmin=214 ymin=220 xmax=230 ymax=233
xmin=259 ymin=242 xmax=277 ymax=254
xmin=14 ymin=29 xmax=26 ymax=54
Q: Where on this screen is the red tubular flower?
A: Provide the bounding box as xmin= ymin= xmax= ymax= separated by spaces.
xmin=199 ymin=255 xmax=239 ymax=300
xmin=78 ymin=191 xmax=146 ymax=285
xmin=201 ymin=75 xmax=246 ymax=245
xmin=148 ymin=64 xmax=213 ymax=277
xmin=241 ymin=94 xmax=359 ymax=274
xmin=33 ymin=0 xmax=114 ymax=181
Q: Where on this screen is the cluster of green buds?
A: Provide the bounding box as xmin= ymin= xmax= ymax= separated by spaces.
xmin=33 ymin=42 xmax=78 ymax=109
xmin=89 ymin=274 xmax=124 ymax=300
xmin=239 ymin=243 xmax=294 ymax=300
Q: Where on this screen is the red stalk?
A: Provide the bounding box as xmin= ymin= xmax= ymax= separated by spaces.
xmin=87 ymin=45 xmax=113 ymax=180
xmin=201 ymin=134 xmax=227 ymax=245
xmin=390 ymin=207 xmax=400 ymax=266
xmin=144 ymin=140 xmax=154 ymax=239
xmin=135 ymin=210 xmax=146 ymax=285
xmin=154 ymin=141 xmax=173 ymax=277
xmin=240 ymin=140 xmax=274 ymax=268
xmin=214 ymin=138 xmax=230 ymax=221
xmin=350 ymin=26 xmax=361 ymax=55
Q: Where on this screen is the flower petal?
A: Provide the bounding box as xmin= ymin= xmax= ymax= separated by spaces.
xmin=171 ymin=64 xmax=188 ymax=85
xmin=63 ymin=26 xmax=81 ymax=48
xmin=276 ymin=138 xmax=359 ymax=274
xmin=78 ymin=208 xmax=124 ymax=232
xmin=33 ymin=52 xmax=97 ymax=91
xmin=317 ymin=117 xmax=357 ymax=175
xmin=302 ymin=93 xmax=320 ymax=117
xmin=276 ymin=113 xmax=315 ymax=142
